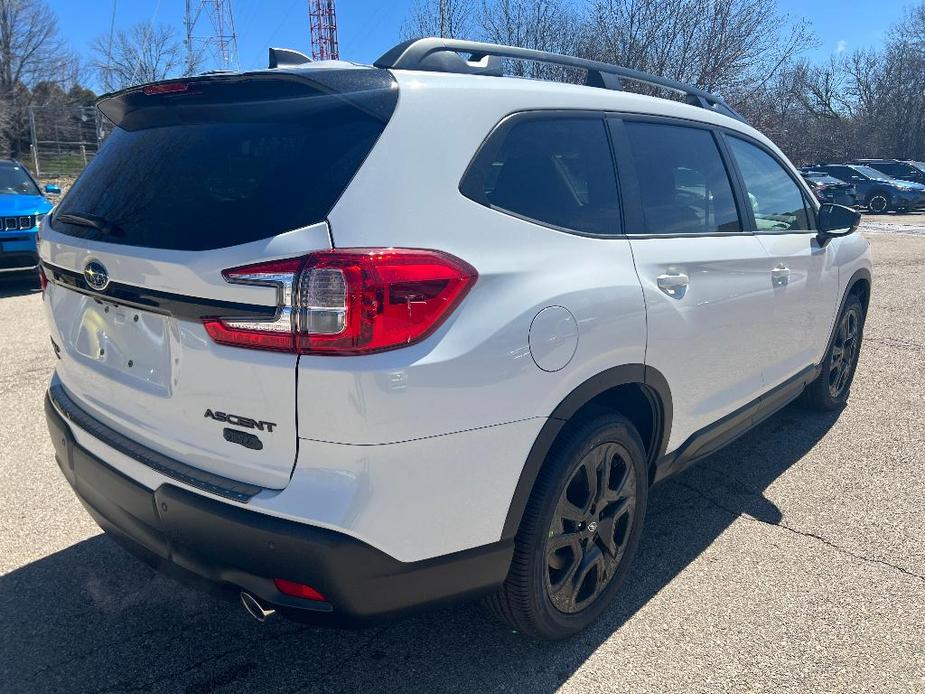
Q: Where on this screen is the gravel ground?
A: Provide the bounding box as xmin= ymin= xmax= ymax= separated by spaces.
xmin=0 ymin=230 xmax=922 ymax=693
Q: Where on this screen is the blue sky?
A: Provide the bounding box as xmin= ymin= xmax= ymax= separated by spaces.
xmin=49 ymin=0 xmax=909 ymax=91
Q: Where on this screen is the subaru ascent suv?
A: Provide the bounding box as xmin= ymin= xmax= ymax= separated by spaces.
xmin=41 ymin=39 xmax=871 ymax=639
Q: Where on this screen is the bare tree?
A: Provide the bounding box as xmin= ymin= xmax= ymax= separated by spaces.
xmin=479 ymin=0 xmax=577 ymax=77
xmin=402 ymin=0 xmax=476 ymax=40
xmin=0 ymin=0 xmax=75 ymax=156
xmin=583 ymin=0 xmax=814 ymax=97
xmin=91 ymin=22 xmax=193 ymax=92
xmin=397 ymin=0 xmax=925 ymax=163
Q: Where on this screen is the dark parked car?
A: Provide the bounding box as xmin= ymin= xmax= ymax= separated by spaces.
xmin=805 ymin=163 xmax=925 ymax=213
xmin=800 ymin=171 xmax=858 ymax=207
xmin=849 ymin=158 xmax=925 ymax=186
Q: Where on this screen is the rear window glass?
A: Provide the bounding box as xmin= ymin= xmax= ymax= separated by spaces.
xmin=52 ymin=70 xmax=397 ymax=251
xmin=624 ymin=121 xmax=741 ymax=235
xmin=460 ymin=116 xmax=621 ymax=236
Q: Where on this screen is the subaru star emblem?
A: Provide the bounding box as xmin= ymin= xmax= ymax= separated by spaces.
xmin=83 ymin=260 xmax=110 ymax=291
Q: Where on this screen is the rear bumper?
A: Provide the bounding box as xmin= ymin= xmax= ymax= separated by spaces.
xmin=46 ymin=391 xmax=513 ymax=625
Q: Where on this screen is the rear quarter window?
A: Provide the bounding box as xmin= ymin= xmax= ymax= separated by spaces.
xmin=460 ymin=115 xmax=622 ymax=236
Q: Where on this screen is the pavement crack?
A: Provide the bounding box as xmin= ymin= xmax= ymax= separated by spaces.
xmin=675 ymin=480 xmax=925 ymax=584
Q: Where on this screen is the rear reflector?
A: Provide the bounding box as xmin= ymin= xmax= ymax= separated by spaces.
xmin=273 ymin=578 xmax=326 ymax=601
xmin=203 ymin=249 xmax=477 ymax=355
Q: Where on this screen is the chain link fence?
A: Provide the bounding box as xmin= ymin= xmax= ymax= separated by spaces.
xmin=27 ymin=105 xmax=109 ymax=181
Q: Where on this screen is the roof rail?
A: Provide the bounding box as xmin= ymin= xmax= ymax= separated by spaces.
xmin=374 ymin=38 xmax=746 ymax=123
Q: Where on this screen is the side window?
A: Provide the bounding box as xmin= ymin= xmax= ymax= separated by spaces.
xmin=728 ymin=137 xmax=811 ymax=232
xmin=830 ymin=166 xmax=860 ymax=182
xmin=460 ymin=117 xmax=621 ymax=235
xmin=623 ymin=121 xmax=741 ymax=235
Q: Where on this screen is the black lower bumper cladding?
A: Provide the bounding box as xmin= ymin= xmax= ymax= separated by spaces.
xmin=45 ymin=391 xmax=513 ymax=624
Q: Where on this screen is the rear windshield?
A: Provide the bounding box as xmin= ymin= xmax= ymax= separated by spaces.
xmin=52 ymin=70 xmax=397 ymax=251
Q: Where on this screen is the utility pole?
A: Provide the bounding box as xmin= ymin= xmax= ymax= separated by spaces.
xmin=185 ymin=0 xmax=240 ymax=74
xmin=309 ymin=0 xmax=339 ymax=61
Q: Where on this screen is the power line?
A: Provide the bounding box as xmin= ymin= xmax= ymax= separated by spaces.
xmin=104 ymin=0 xmax=118 ymax=91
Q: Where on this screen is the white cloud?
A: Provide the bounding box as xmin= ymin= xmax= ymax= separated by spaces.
xmin=836 ymin=39 xmax=848 ymax=54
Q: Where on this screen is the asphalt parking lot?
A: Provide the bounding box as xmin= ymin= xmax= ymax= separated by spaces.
xmin=1 ymin=228 xmax=923 ymax=694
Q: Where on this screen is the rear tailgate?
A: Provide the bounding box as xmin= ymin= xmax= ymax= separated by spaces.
xmin=41 ymin=67 xmax=398 ymax=490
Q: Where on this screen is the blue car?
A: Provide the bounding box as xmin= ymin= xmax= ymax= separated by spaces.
xmin=0 ymin=160 xmax=58 ymax=277
xmin=805 ymin=163 xmax=925 ymax=213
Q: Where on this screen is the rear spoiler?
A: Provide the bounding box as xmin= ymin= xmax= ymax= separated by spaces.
xmin=96 ymin=69 xmax=397 ymax=131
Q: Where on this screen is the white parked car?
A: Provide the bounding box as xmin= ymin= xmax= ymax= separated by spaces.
xmin=40 ymin=39 xmax=871 ymax=639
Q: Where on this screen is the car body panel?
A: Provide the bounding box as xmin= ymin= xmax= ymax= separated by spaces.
xmin=40 ymin=221 xmax=332 ymax=489
xmin=628 ymin=235 xmax=772 ymax=451
xmin=754 ymin=233 xmax=840 ymax=385
xmin=310 ymin=70 xmax=648 ymax=444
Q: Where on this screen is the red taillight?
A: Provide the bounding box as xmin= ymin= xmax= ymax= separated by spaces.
xmin=38 ymin=265 xmax=48 ymax=294
xmin=203 ymin=249 xmax=477 ymax=355
xmin=273 ymin=578 xmax=326 ymax=601
xmin=142 ymin=81 xmax=190 ymax=96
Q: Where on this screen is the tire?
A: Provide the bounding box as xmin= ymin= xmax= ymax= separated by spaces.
xmin=803 ymin=293 xmax=865 ymax=410
xmin=484 ymin=414 xmax=648 ymax=639
xmin=867 ymin=192 xmax=891 ymax=214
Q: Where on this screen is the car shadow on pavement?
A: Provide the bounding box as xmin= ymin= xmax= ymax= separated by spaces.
xmin=1 ymin=403 xmax=841 ymax=694
xmin=0 ymin=275 xmax=41 ymax=298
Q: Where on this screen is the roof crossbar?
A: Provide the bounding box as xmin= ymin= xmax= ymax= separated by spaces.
xmin=374 ymin=38 xmax=746 ymax=123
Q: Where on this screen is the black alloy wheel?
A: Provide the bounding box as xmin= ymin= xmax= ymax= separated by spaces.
xmin=545 ymin=441 xmax=637 ymax=614
xmin=828 ymin=302 xmax=862 ymax=400
xmin=484 ymin=414 xmax=648 ymax=639
xmin=803 ymin=293 xmax=865 ymax=411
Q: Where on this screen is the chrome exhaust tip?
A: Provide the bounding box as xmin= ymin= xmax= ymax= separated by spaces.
xmin=240 ymin=591 xmax=276 ymax=623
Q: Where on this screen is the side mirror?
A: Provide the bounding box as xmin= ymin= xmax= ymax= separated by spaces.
xmin=44 ymin=184 xmax=61 ymax=195
xmin=817 ymin=203 xmax=860 ymax=244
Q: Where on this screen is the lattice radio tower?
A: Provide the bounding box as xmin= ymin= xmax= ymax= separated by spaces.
xmin=309 ymin=0 xmax=339 ymax=61
xmin=185 ymin=0 xmax=240 ymax=74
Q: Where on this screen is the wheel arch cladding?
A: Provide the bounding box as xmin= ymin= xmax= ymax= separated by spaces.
xmin=500 ymin=364 xmax=672 ymax=540
xmin=817 ymin=266 xmax=871 ymax=390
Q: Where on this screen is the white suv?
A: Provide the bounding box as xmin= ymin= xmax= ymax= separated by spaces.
xmin=40 ymin=39 xmax=871 ymax=639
